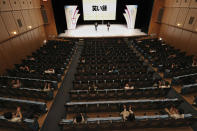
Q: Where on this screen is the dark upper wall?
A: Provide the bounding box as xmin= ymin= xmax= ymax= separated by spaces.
xmin=51 ymin=0 xmax=154 ymax=34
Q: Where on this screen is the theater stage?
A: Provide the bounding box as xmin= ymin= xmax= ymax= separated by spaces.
xmin=59 ymin=24 xmax=147 ymax=38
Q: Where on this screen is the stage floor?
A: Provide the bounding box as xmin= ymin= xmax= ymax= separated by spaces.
xmin=59 ymin=24 xmax=147 ymax=38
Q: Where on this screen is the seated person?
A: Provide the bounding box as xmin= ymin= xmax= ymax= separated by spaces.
xmin=109 ymin=66 xmax=119 ymax=73
xmin=192 ymin=56 xmax=197 ymax=67
xmin=120 ymin=104 xmax=129 ymax=121
xmin=127 ymin=105 xmax=135 ymax=121
xmin=19 ymin=65 xmax=30 ymax=72
xmin=12 ymin=79 xmax=21 ymax=88
xmin=5 ymin=107 xmax=23 ymax=122
xmin=73 ymin=113 xmax=85 ymax=124
xmin=158 ymin=80 xmax=169 ymax=88
xmin=165 ymin=106 xmax=184 ymax=119
xmin=124 ymin=83 xmax=134 ymax=90
xmin=81 ymin=57 xmax=85 ymax=63
xmin=28 ymin=57 xmax=35 ymax=61
xmin=43 ymin=82 xmax=52 ymax=91
xmin=44 ymin=68 xmax=55 ymax=74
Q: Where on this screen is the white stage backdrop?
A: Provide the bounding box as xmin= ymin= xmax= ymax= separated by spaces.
xmin=82 ymin=0 xmax=117 ymax=20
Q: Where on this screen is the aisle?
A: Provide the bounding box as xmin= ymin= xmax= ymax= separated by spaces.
xmin=40 ymin=42 xmax=83 ymax=131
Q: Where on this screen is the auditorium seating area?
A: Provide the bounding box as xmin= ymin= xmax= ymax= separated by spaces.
xmin=58 ymin=39 xmax=197 ymax=131
xmin=0 ymin=40 xmax=75 ymax=131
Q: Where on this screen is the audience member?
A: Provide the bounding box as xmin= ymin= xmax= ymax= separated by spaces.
xmin=8 ymin=107 xmax=23 ymax=122
xmin=44 ymin=68 xmax=55 ymax=74
xmin=43 ymin=82 xmax=52 ymax=91
xmin=120 ymin=104 xmax=129 ymax=121
xmin=165 ymin=106 xmax=184 ymax=119
xmin=81 ymin=57 xmax=86 ymax=64
xmin=193 ymin=96 xmax=197 ymax=106
xmin=12 ymin=80 xmax=21 ymax=88
xmin=108 ymin=66 xmax=119 ymax=73
xmin=124 ymin=83 xmax=134 ymax=90
xmin=73 ymin=113 xmax=85 ymax=124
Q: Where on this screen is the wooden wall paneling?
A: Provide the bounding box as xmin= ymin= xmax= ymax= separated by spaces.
xmin=33 ymin=9 xmax=39 ymax=28
xmin=9 ymin=37 xmax=24 ymax=64
xmin=19 ymin=33 xmax=30 ymax=57
xmin=19 ymin=0 xmax=28 ymax=9
xmin=175 ymin=8 xmax=189 ymax=27
xmin=166 ymin=26 xmax=176 ymax=45
xmin=21 ymin=10 xmax=33 ymax=30
xmin=171 ymin=28 xmax=183 ymax=48
xmin=193 ymin=20 xmax=197 ymax=32
xmin=183 ymin=9 xmax=197 ymax=31
xmin=164 ymin=0 xmax=172 ymax=7
xmin=159 ymin=24 xmax=168 ymax=40
xmin=26 ymin=0 xmax=33 ymax=9
xmin=178 ymin=30 xmax=192 ymax=52
xmin=173 ymin=0 xmax=182 ymax=7
xmin=0 ymin=0 xmax=12 ymax=11
xmin=40 ymin=26 xmax=46 ymax=44
xmin=35 ymin=8 xmax=41 ymax=26
xmin=26 ymin=31 xmax=35 ymax=54
xmin=28 ymin=9 xmax=36 ymax=28
xmin=32 ymin=0 xmax=40 ymax=8
xmin=0 ymin=50 xmax=7 ymax=74
xmin=187 ymin=33 xmax=197 ymax=55
xmin=1 ymin=12 xmax=19 ymax=37
xmin=0 ymin=15 xmax=10 ymax=42
xmin=0 ymin=40 xmax=17 ymax=69
xmin=12 ymin=11 xmax=27 ymax=33
xmin=9 ymin=0 xmax=21 ymax=11
xmin=162 ymin=8 xmax=171 ymax=24
xmin=190 ymin=0 xmax=197 ymax=8
xmin=38 ymin=8 xmax=44 ymax=26
xmin=0 ymin=42 xmax=11 ymax=72
xmin=180 ymin=0 xmax=191 ymax=7
xmin=29 ymin=29 xmax=37 ymax=51
xmin=168 ymin=8 xmax=180 ymax=26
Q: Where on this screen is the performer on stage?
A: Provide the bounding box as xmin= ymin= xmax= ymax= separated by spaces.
xmin=107 ymin=22 xmax=110 ymax=31
xmin=95 ymin=22 xmax=98 ymax=31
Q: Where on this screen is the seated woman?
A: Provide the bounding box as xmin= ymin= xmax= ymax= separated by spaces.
xmin=73 ymin=113 xmax=85 ymax=124
xmin=44 ymin=68 xmax=55 ymax=74
xmin=124 ymin=83 xmax=134 ymax=90
xmin=109 ymin=66 xmax=119 ymax=73
xmin=43 ymin=82 xmax=52 ymax=91
xmin=165 ymin=106 xmax=184 ymax=119
xmin=8 ymin=107 xmax=23 ymax=122
xmin=120 ymin=104 xmax=129 ymax=121
xmin=12 ymin=80 xmax=21 ymax=88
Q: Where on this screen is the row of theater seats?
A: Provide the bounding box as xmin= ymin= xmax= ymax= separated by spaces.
xmin=60 ymin=114 xmax=196 ymax=130
xmin=132 ymin=38 xmax=196 ymax=78
xmin=59 ymin=39 xmax=189 ymax=130
xmin=133 ymin=38 xmax=197 ymax=110
xmin=0 ymin=40 xmax=75 ymax=130
xmin=69 ymin=87 xmax=171 ymax=101
xmin=65 ymin=98 xmax=182 ymax=113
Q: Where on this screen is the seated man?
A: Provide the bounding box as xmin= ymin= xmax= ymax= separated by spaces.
xmin=124 ymin=83 xmax=134 ymax=90
xmin=165 ymin=106 xmax=184 ymax=119
xmin=73 ymin=113 xmax=85 ymax=124
xmin=44 ymin=68 xmax=55 ymax=74
xmin=20 ymin=65 xmax=30 ymax=72
xmin=109 ymin=66 xmax=119 ymax=73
